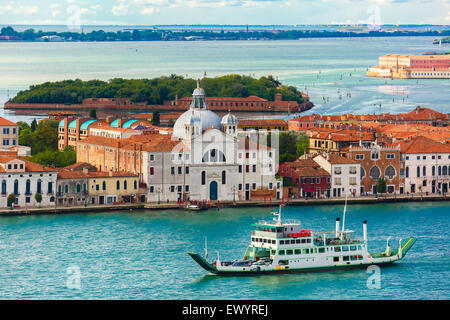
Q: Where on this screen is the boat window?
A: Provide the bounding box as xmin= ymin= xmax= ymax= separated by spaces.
xmin=333 ymin=257 xmax=339 ymax=262
xmin=271 ymin=250 xmax=276 ymax=255
xmin=301 ymin=239 xmax=306 ymax=244
xmin=286 ymin=250 xmax=293 ymax=255
xmin=313 ymin=248 xmax=317 ymax=253
xmin=294 ymin=249 xmax=301 ymax=254
xmin=296 ymin=239 xmax=301 ymax=244
xmin=278 ymin=250 xmax=285 ymax=255
xmin=290 ymin=240 xmax=295 ymax=244
xmin=342 ymin=246 xmax=349 ymax=251
xmin=280 ymin=240 xmax=284 ymax=244
xmin=343 ymin=256 xmax=350 ymax=261
xmin=302 ymin=249 xmax=309 ymax=254
xmin=306 ymin=239 xmax=311 ymax=243
xmin=351 ymin=256 xmax=357 ymax=261
xmin=251 ymin=237 xmax=255 ymax=242
xmin=335 ymin=247 xmax=341 ymax=252
xmin=318 ymin=248 xmax=325 ymax=253
xmin=350 ymin=246 xmax=357 ymax=251
xmin=358 ymin=245 xmax=362 ymax=250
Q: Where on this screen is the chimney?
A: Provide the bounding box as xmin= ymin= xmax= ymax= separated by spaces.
xmin=175 ymin=94 xmax=178 ymax=105
xmin=336 ymin=218 xmax=340 ymax=236
xmin=275 ymin=93 xmax=282 ymax=102
xmin=363 ymin=221 xmax=367 ymax=243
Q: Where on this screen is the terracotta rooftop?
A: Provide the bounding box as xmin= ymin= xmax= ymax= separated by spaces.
xmin=399 ymin=136 xmax=450 ymax=154
xmin=0 ymin=117 xmax=17 ymax=126
xmin=58 ymin=170 xmax=138 ymax=179
xmin=238 ymin=119 xmax=288 ymax=127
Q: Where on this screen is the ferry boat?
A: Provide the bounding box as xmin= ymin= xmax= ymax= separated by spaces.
xmin=188 ymin=204 xmax=416 ymax=275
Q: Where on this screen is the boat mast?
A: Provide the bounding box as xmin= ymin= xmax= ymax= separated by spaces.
xmin=204 ymin=236 xmax=208 ymax=260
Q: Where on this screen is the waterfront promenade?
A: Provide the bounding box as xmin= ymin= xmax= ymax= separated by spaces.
xmin=1 ymin=193 xmax=448 ymax=216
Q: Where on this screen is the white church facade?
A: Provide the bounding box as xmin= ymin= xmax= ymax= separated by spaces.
xmin=144 ymin=81 xmax=283 ymax=203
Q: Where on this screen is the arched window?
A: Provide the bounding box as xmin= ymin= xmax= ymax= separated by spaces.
xmin=360 ymin=167 xmax=365 ymax=180
xmin=14 ymin=179 xmax=19 ymax=195
xmin=26 ymin=179 xmax=31 ymax=195
xmin=58 ymin=185 xmax=62 ymax=195
xmin=222 ymin=170 xmax=226 ymax=185
xmin=116 ymin=180 xmax=120 ymax=190
xmin=443 ymin=166 xmax=448 ymax=176
xmin=134 ymin=180 xmax=137 ymax=189
xmin=1 ymin=180 xmax=6 ymax=194
xmin=102 ymin=181 xmax=106 ymax=190
xmin=202 ymin=149 xmax=226 ymax=163
xmin=438 ymin=166 xmax=442 ymax=176
xmin=201 ymin=171 xmax=206 ymax=185
xmin=124 ymin=180 xmax=127 ymax=190
xmin=37 ymin=179 xmax=42 ymax=194
xmin=369 ymin=166 xmax=380 ymax=180
xmin=385 ymin=165 xmax=396 ymax=179
xmin=76 ymin=184 xmax=81 ymax=193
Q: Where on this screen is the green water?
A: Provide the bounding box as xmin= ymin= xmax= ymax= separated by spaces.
xmin=0 ymin=201 xmax=448 ymax=299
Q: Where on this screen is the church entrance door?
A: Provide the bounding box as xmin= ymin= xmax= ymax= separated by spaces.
xmin=210 ymin=181 xmax=218 ymax=200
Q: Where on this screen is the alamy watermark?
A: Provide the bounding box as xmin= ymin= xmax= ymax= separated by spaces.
xmin=366 ymin=265 xmax=381 ymax=289
xmin=66 ymin=264 xmax=81 ymax=290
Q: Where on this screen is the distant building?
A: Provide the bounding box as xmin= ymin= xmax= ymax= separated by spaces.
xmin=367 ymin=54 xmax=450 ymax=79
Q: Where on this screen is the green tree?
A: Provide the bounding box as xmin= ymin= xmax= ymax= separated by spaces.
xmin=30 ymin=119 xmax=37 ymax=132
xmin=7 ymin=194 xmax=16 ymax=207
xmin=152 ymin=110 xmax=160 ymax=125
xmin=34 ymin=193 xmax=42 ymax=205
xmin=377 ymin=177 xmax=387 ymax=196
xmin=16 ymin=121 xmax=31 ymax=132
xmin=89 ymin=109 xmax=97 ymax=119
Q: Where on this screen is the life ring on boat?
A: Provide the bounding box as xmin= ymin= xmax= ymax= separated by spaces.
xmin=357 ymin=240 xmax=360 ymax=243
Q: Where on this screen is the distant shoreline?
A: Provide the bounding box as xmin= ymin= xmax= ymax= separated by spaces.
xmin=1 ymin=195 xmax=449 ymax=217
xmin=1 ymin=25 xmax=449 ymax=42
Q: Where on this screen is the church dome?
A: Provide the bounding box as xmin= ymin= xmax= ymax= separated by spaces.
xmin=172 ymin=80 xmax=221 ymax=139
xmin=221 ymin=112 xmax=238 ymax=125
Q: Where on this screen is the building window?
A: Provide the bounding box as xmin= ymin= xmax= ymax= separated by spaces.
xmin=385 ymin=165 xmax=396 ymax=179
xmin=369 ymin=166 xmax=380 ymax=180
xmin=201 ymin=171 xmax=206 ymax=185
xmin=37 ymin=179 xmax=42 ymax=194
xmin=116 ymin=180 xmax=120 ymax=190
xmin=124 ymin=180 xmax=127 ymax=190
xmin=222 ymin=171 xmax=226 ymax=184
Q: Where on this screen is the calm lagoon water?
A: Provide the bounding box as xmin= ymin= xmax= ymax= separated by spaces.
xmin=0 ymin=36 xmax=449 ymax=123
xmin=0 ymin=201 xmax=448 ymax=299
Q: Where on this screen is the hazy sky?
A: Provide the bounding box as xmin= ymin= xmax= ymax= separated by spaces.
xmin=0 ymin=0 xmax=449 ymax=26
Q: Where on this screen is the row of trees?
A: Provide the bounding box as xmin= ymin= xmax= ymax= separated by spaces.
xmin=2 ymin=26 xmax=449 ymax=42
xmin=11 ymin=75 xmax=305 ymax=105
xmin=17 ymin=119 xmax=76 ymax=167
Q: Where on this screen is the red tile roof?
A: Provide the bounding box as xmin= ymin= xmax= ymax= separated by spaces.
xmin=399 ymin=136 xmax=450 ymax=154
xmin=0 ymin=117 xmax=17 ymax=126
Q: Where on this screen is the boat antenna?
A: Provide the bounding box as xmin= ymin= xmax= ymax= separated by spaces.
xmin=204 ymin=236 xmax=208 ymax=260
xmin=342 ymin=193 xmax=348 ymax=232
